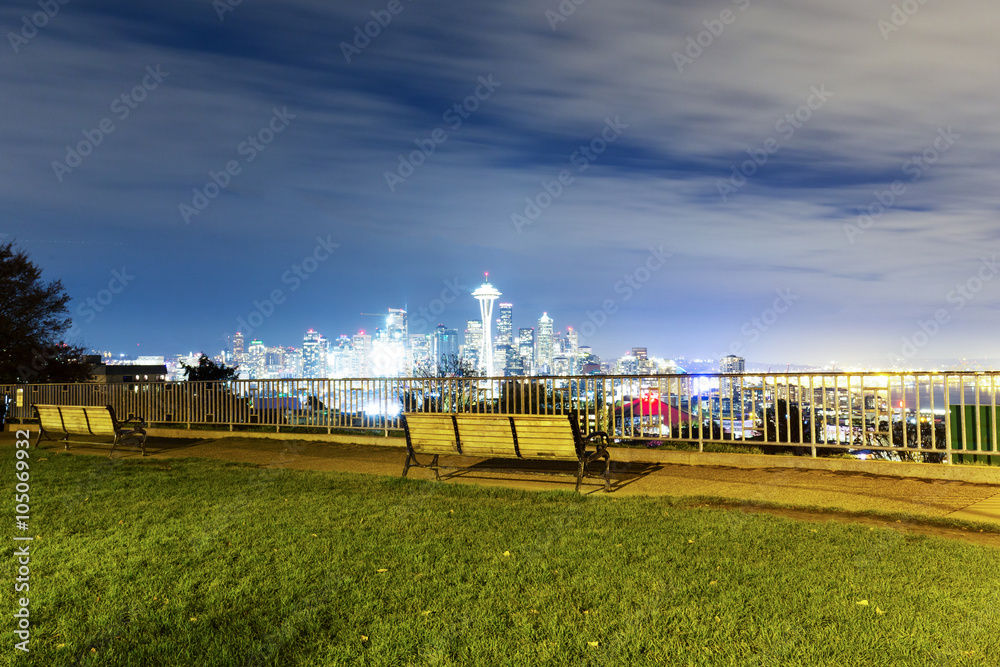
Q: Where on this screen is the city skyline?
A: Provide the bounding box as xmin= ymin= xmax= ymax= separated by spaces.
xmin=4 ymin=2 xmax=1000 ymax=367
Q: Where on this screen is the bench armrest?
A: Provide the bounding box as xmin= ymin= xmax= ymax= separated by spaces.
xmin=582 ymin=431 xmax=610 ymax=452
xmin=120 ymin=416 xmax=147 ymax=429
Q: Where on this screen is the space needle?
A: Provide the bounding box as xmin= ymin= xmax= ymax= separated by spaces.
xmin=471 ymin=273 xmax=501 ymax=376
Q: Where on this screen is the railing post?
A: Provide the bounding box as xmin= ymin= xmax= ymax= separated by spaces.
xmin=697 ymin=378 xmax=704 ymax=453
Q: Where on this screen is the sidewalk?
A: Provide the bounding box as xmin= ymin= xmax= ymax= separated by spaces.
xmin=10 ymin=432 xmax=999 ymax=531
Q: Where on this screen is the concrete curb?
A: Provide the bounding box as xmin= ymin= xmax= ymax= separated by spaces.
xmin=611 ymin=448 xmax=1000 ymax=485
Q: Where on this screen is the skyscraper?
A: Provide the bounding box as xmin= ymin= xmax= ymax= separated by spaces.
xmin=567 ymin=327 xmax=579 ymax=374
xmin=518 ymin=327 xmax=535 ymax=375
xmin=386 ymin=308 xmax=407 ymax=342
xmin=232 ymin=332 xmax=246 ymax=369
xmin=720 ymin=355 xmax=745 ymax=374
xmin=463 ymin=320 xmax=483 ymax=368
xmin=433 ymin=324 xmax=460 ymax=371
xmin=247 ymin=339 xmax=266 ymax=379
xmin=496 ymin=302 xmax=513 ymax=347
xmin=409 ymin=333 xmax=432 ymax=374
xmin=351 ymin=332 xmax=372 ymax=377
xmin=330 ymin=335 xmax=354 ymax=378
xmin=471 ymin=275 xmax=501 ymax=376
xmin=720 ymin=354 xmax=745 ymax=398
xmin=536 ymin=313 xmax=553 ymax=374
xmin=302 ymin=329 xmax=328 ymax=378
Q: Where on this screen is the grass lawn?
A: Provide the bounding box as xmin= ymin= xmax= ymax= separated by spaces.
xmin=4 ymin=452 xmax=1000 ymax=666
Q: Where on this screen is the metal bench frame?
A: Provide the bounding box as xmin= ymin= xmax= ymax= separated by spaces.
xmin=32 ymin=404 xmax=148 ymax=458
xmin=401 ymin=411 xmax=611 ymax=492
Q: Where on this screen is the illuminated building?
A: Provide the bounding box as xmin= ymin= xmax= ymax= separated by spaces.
xmin=720 ymin=354 xmax=745 ymax=398
xmin=496 ymin=302 xmax=513 ymax=347
xmin=518 ymin=328 xmax=535 ymax=375
xmin=265 ymin=346 xmax=284 ymax=377
xmin=284 ymin=347 xmax=303 ymax=377
xmin=566 ymin=327 xmax=579 ymax=374
xmin=329 ymin=336 xmax=353 ymax=378
xmin=232 ymin=332 xmax=246 ymax=369
xmin=302 ymin=329 xmax=328 ymax=378
xmin=433 ymin=325 xmax=460 ymax=371
xmin=536 ymin=313 xmax=554 ymax=374
xmin=463 ymin=320 xmax=483 ymax=369
xmin=410 ymin=334 xmax=432 ymax=374
xmin=386 ymin=308 xmax=407 ymax=342
xmin=720 ymin=355 xmax=745 ymax=374
xmin=351 ymin=332 xmax=372 ymax=377
xmin=247 ymin=339 xmax=266 ymax=379
xmin=472 ymin=276 xmax=501 ymax=375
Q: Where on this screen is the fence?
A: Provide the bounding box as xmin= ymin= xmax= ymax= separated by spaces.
xmin=3 ymin=372 xmax=1000 ymax=465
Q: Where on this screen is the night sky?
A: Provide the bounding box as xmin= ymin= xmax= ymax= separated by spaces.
xmin=3 ymin=0 xmax=999 ymax=368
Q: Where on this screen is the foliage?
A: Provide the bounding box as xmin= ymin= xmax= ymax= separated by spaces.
xmin=0 ymin=241 xmax=92 ymax=383
xmin=414 ymin=353 xmax=482 ymax=379
xmin=180 ymin=354 xmax=239 ymax=382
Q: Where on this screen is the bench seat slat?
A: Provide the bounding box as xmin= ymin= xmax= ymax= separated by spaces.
xmin=511 ymin=415 xmax=583 ymax=459
xmin=454 ymin=416 xmax=517 ymax=457
xmin=403 ymin=414 xmax=460 ymax=456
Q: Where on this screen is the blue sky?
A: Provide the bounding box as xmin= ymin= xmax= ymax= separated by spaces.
xmin=3 ymin=0 xmax=999 ymax=367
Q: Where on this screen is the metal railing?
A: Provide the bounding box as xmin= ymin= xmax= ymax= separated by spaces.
xmin=3 ymin=372 xmax=1000 ymax=465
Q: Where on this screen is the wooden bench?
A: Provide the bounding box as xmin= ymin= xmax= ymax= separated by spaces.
xmin=401 ymin=412 xmax=611 ymax=492
xmin=32 ymin=404 xmax=147 ymax=458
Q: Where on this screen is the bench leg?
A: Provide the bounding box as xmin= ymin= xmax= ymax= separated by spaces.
xmin=575 ymin=459 xmax=585 ymax=493
xmin=31 ymin=429 xmax=62 ymax=452
xmin=602 ymin=452 xmax=611 ymax=492
xmin=402 ymin=450 xmax=415 ymax=477
xmin=431 ymin=454 xmax=440 ymax=481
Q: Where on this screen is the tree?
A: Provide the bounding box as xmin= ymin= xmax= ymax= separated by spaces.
xmin=0 ymin=241 xmax=92 ymax=383
xmin=180 ymin=355 xmax=239 ymax=382
xmin=403 ymin=354 xmax=483 ymax=413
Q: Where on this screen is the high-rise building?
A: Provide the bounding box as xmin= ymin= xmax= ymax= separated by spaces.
xmin=720 ymin=355 xmax=745 ymax=399
xmin=463 ymin=320 xmax=483 ymax=368
xmin=518 ymin=327 xmax=535 ymax=375
xmin=496 ymin=302 xmax=513 ymax=347
xmin=351 ymin=333 xmax=372 ymax=377
xmin=247 ymin=339 xmax=266 ymax=379
xmin=329 ymin=335 xmax=353 ymax=378
xmin=265 ymin=346 xmax=285 ymax=377
xmin=285 ymin=347 xmax=303 ymax=377
xmin=433 ymin=325 xmax=460 ymax=371
xmin=472 ymin=276 xmax=501 ymax=375
xmin=567 ymin=327 xmax=579 ymax=374
xmin=536 ymin=313 xmax=554 ymax=374
xmin=720 ymin=355 xmax=745 ymax=374
xmin=302 ymin=329 xmax=328 ymax=378
xmin=232 ymin=332 xmax=246 ymax=369
xmin=386 ymin=308 xmax=407 ymax=342
xmin=410 ymin=334 xmax=432 ymax=374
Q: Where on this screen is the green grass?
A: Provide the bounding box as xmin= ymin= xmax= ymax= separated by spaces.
xmin=4 ymin=454 xmax=1000 ymax=666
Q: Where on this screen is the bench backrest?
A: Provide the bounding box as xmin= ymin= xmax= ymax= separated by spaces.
xmin=402 ymin=413 xmax=460 ymax=456
xmin=509 ymin=414 xmax=581 ymax=461
xmin=453 ymin=414 xmax=518 ymax=458
xmin=33 ymin=404 xmax=118 ymax=437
